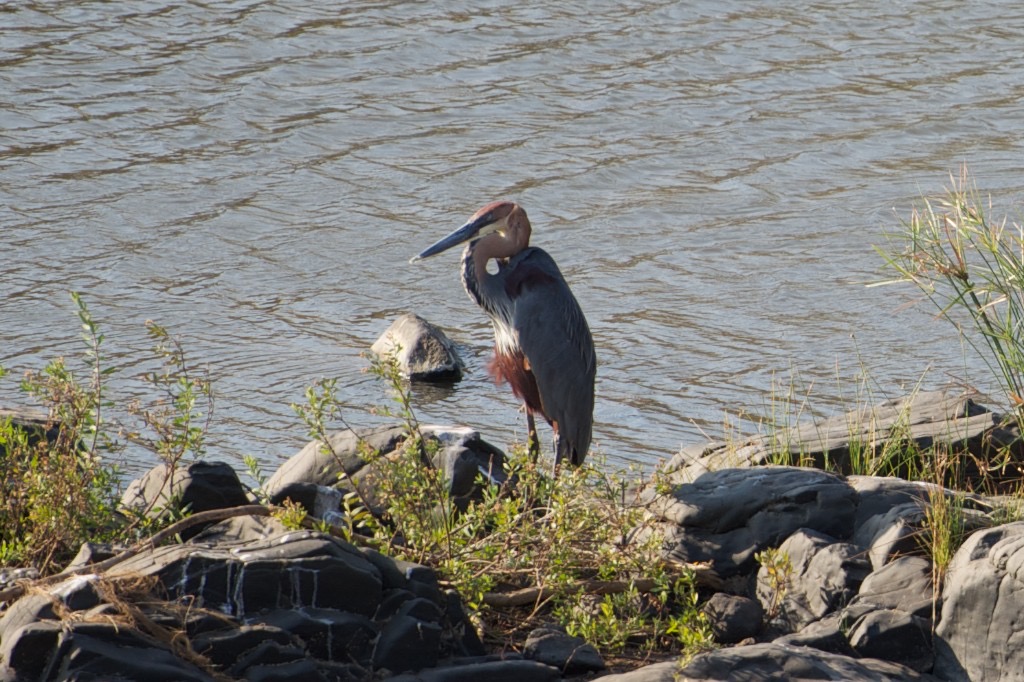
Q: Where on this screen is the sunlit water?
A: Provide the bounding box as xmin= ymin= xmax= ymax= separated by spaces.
xmin=4 ymin=0 xmax=1024 ymax=477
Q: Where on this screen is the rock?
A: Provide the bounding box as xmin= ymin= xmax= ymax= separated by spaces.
xmin=371 ymin=313 xmax=464 ymax=381
xmin=373 ymin=614 xmax=443 ymax=672
xmin=596 ymin=642 xmax=941 ymax=681
xmin=701 ymin=593 xmax=762 ymax=644
xmin=757 ymin=528 xmax=870 ymax=633
xmin=641 ymin=466 xmax=857 ymax=578
xmin=773 ymin=612 xmax=858 ymax=657
xmin=848 ymin=608 xmax=933 ymax=672
xmin=263 ymin=424 xmax=506 ymax=517
xmin=934 ymin=521 xmax=1024 ymax=681
xmin=523 ymin=626 xmax=605 ymax=674
xmin=268 ymin=481 xmax=343 ymax=518
xmin=385 ymin=658 xmax=561 ymax=681
xmin=121 ymin=460 xmax=250 ymax=530
xmin=852 ymin=501 xmax=929 ymax=570
xmin=852 ymin=555 xmax=934 ymax=619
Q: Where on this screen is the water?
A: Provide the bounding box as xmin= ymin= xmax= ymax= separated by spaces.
xmin=4 ymin=0 xmax=1024 ymax=477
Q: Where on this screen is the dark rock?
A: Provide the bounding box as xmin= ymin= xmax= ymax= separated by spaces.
xmin=225 ymin=640 xmax=307 ymax=677
xmin=268 ymin=481 xmax=342 ymax=519
xmin=44 ymin=623 xmax=215 ymax=681
xmin=774 ymin=612 xmax=858 ymax=657
xmin=701 ymin=593 xmax=762 ymax=643
xmin=191 ymin=624 xmax=297 ymax=667
xmin=523 ymin=626 xmax=605 ymax=674
xmin=848 ymin=608 xmax=933 ymax=672
xmin=373 ymin=613 xmax=443 ymax=672
xmin=597 ymin=642 xmax=941 ymax=681
xmin=385 ymin=659 xmax=561 ymax=682
xmin=237 ymin=658 xmax=321 ymax=682
xmin=371 ymin=313 xmax=465 ymax=381
xmin=853 ymin=555 xmax=934 ymax=619
xmin=757 ymin=528 xmax=870 ymax=633
xmin=0 ymin=620 xmax=62 ymax=681
xmin=934 ymin=521 xmax=1024 ymax=682
xmin=642 ymin=467 xmax=857 ymax=578
xmin=254 ymin=608 xmax=377 ymax=664
xmin=121 ymin=460 xmax=249 ymax=531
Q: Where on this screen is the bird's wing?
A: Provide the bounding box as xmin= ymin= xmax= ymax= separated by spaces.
xmin=508 ymin=249 xmax=596 ymax=464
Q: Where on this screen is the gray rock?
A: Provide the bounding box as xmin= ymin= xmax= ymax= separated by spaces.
xmin=120 ymin=459 xmax=250 ymax=531
xmin=757 ymin=528 xmax=870 ymax=633
xmin=934 ymin=521 xmax=1024 ymax=682
xmin=701 ymin=593 xmax=762 ymax=644
xmin=773 ymin=612 xmax=858 ymax=657
xmin=848 ymin=608 xmax=933 ymax=672
xmin=853 ymin=555 xmax=934 ymax=619
xmin=596 ymin=642 xmax=941 ymax=681
xmin=643 ymin=467 xmax=857 ymax=578
xmin=371 ymin=313 xmax=465 ymax=381
xmin=852 ymin=501 xmax=928 ymax=570
xmin=523 ymin=626 xmax=605 ymax=674
xmin=263 ymin=424 xmax=506 ymax=515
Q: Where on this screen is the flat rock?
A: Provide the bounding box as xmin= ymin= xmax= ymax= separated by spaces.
xmin=523 ymin=626 xmax=605 ymax=674
xmin=642 ymin=466 xmax=856 ymax=578
xmin=596 ymin=642 xmax=941 ymax=681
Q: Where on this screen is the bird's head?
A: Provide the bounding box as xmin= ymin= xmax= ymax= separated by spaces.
xmin=411 ymin=201 xmax=528 ymax=263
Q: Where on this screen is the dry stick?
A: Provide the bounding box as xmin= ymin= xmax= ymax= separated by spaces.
xmin=0 ymin=504 xmax=270 ymax=604
xmin=483 ymin=577 xmax=659 ymax=608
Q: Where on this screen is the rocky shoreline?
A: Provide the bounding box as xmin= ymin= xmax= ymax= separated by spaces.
xmin=2 ymin=385 xmax=1024 ymax=680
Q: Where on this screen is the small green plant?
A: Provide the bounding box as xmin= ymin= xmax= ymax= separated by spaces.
xmin=755 ymin=547 xmax=793 ymax=623
xmin=920 ymin=486 xmax=968 ymax=627
xmin=3 ymin=293 xmax=124 ymax=573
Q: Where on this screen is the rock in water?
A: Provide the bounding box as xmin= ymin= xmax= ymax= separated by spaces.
xmin=371 ymin=313 xmax=464 ymax=381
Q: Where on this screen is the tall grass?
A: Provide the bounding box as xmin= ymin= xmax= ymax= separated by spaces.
xmin=878 ymin=165 xmax=1024 ymax=431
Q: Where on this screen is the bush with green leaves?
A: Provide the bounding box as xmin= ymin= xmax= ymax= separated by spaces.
xmin=0 ymin=294 xmax=214 ymax=573
xmin=293 ymin=349 xmax=716 ymax=659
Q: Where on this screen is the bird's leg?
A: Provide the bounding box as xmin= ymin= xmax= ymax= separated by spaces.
xmin=526 ymin=409 xmax=540 ymax=463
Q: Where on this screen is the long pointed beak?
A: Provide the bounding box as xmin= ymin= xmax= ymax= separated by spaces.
xmin=410 ymin=217 xmax=485 ymax=264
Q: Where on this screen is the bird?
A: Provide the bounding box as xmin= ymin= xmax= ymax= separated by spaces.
xmin=411 ymin=201 xmax=596 ymax=468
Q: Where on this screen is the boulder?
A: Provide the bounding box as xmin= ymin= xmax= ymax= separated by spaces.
xmin=848 ymin=608 xmax=933 ymax=673
xmin=701 ymin=593 xmax=762 ymax=644
xmin=641 ymin=467 xmax=857 ymax=579
xmin=852 ymin=555 xmax=933 ymax=619
xmin=263 ymin=424 xmax=507 ymax=517
xmin=371 ymin=313 xmax=464 ymax=381
xmin=523 ymin=626 xmax=605 ymax=674
xmin=121 ymin=460 xmax=250 ymax=530
xmin=756 ymin=528 xmax=870 ymax=633
xmin=934 ymin=521 xmax=1024 ymax=681
xmin=596 ymin=642 xmax=940 ymax=681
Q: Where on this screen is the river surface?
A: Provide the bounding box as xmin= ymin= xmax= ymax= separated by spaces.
xmin=4 ymin=0 xmax=1024 ymax=477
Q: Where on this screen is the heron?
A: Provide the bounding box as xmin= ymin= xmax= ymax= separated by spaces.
xmin=411 ymin=201 xmax=596 ymax=468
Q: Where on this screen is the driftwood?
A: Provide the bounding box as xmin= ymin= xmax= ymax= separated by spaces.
xmin=662 ymin=389 xmax=1023 ymax=490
